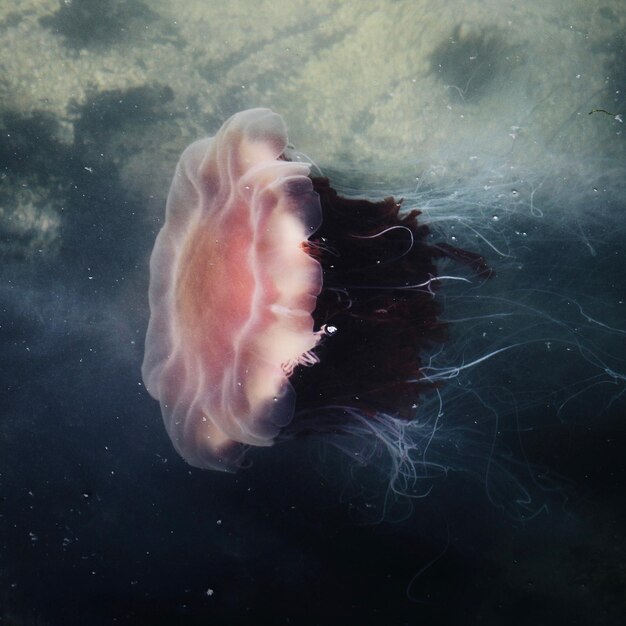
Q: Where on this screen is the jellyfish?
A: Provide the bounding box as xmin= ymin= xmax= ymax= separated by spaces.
xmin=142 ymin=107 xmax=626 ymax=513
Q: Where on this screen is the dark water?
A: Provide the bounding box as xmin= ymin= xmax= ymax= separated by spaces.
xmin=1 ymin=1 xmax=625 ymax=625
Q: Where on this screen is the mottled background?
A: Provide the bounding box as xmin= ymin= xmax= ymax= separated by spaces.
xmin=1 ymin=1 xmax=625 ymax=624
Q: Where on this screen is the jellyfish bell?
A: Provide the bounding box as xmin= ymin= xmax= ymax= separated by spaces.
xmin=141 ymin=107 xmax=490 ymax=473
xmin=142 ymin=108 xmax=324 ymax=469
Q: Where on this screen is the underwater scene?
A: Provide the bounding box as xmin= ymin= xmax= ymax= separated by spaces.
xmin=1 ymin=1 xmax=625 ymax=624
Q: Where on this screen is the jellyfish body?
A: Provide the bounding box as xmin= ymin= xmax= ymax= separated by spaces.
xmin=142 ymin=109 xmax=324 ymax=468
xmin=142 ymin=108 xmax=489 ymax=471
